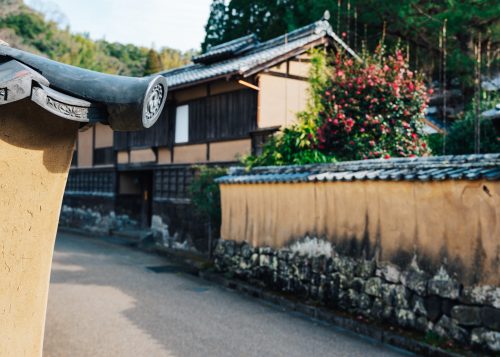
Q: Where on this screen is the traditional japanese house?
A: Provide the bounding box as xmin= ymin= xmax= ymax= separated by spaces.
xmin=63 ymin=18 xmax=357 ymax=247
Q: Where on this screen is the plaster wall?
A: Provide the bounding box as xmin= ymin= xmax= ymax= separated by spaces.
xmin=157 ymin=147 xmax=172 ymax=164
xmin=0 ymin=101 xmax=78 ymax=356
xmin=220 ymin=180 xmax=500 ymax=286
xmin=289 ymin=60 xmax=310 ymax=77
xmin=117 ymin=150 xmax=129 ymax=164
xmin=94 ymin=123 xmax=113 ymax=148
xmin=258 ymin=74 xmax=309 ymax=128
xmin=209 ymin=139 xmax=251 ymax=162
xmin=77 ymin=127 xmax=93 ymax=168
xmin=173 ymin=144 xmax=206 ymax=164
xmin=129 ymin=148 xmax=156 ymax=163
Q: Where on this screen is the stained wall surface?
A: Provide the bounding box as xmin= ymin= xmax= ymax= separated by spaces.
xmin=220 ymin=180 xmax=500 ymax=286
xmin=0 ymin=100 xmax=78 ymax=356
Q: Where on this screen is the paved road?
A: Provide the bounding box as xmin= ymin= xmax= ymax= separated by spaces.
xmin=44 ymin=233 xmax=409 ymax=357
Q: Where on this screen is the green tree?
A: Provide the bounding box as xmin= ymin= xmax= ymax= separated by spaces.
xmin=201 ymin=0 xmax=227 ymax=52
xmin=1 ymin=2 xmax=193 ymax=76
xmin=316 ymin=47 xmax=430 ymax=160
xmin=244 ymin=47 xmax=430 ymax=167
xmin=143 ymin=49 xmax=163 ymax=76
xmin=202 ymin=0 xmax=499 ymax=97
xmin=189 ymin=166 xmax=228 ymax=256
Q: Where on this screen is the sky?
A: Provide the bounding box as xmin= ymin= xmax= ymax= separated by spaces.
xmin=25 ymin=0 xmax=213 ymax=52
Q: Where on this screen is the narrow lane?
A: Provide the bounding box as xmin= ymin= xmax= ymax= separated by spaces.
xmin=44 ymin=233 xmax=409 ymax=357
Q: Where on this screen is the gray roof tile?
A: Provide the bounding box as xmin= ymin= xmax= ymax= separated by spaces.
xmin=217 ymin=154 xmax=500 ymax=184
xmin=160 ymin=20 xmax=355 ymax=89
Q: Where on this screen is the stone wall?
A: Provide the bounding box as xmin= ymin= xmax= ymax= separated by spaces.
xmin=214 ymin=237 xmax=500 ymax=353
xmin=153 ymin=200 xmax=218 ymax=253
xmin=59 ymin=204 xmax=139 ymax=235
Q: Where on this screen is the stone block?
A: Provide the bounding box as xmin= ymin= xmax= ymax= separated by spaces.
xmin=376 ymin=262 xmax=401 ymax=283
xmin=350 ymin=277 xmax=365 ymax=293
xmin=472 ymin=328 xmax=500 ymax=352
xmin=424 ymin=295 xmax=442 ymax=322
xmin=450 ymin=305 xmax=482 ymax=326
xmin=434 ymin=315 xmax=469 ymax=343
xmin=461 ymin=285 xmax=500 ymax=309
xmin=411 ymin=295 xmax=427 ymax=317
xmin=401 ymin=267 xmax=428 ymax=296
xmin=358 ymin=293 xmax=372 ymax=310
xmin=355 ymin=259 xmax=376 ymax=279
xmin=392 ymin=285 xmax=409 ymax=309
xmin=395 ymin=308 xmax=415 ymax=328
xmin=481 ymin=307 xmax=500 ymax=331
xmin=364 ymin=277 xmax=383 ymax=297
xmin=427 ymin=267 xmax=460 ymax=300
xmin=368 ymin=298 xmax=381 ymax=318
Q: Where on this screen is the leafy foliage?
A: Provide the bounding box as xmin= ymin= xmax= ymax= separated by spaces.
xmin=202 ymin=0 xmax=499 ymax=94
xmin=428 ymin=94 xmax=500 ymax=155
xmin=144 ymin=49 xmax=163 ymax=76
xmin=243 ymin=49 xmax=335 ymax=167
xmin=189 ymin=166 xmax=228 ymax=224
xmin=0 ymin=2 xmax=194 ymax=76
xmin=244 ymin=47 xmax=430 ymax=167
xmin=316 ymin=48 xmax=430 ymax=160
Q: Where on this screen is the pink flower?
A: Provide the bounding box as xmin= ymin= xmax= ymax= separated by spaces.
xmin=333 ymin=119 xmax=339 ymax=125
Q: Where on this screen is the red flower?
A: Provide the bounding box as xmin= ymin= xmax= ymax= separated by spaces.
xmin=384 ymin=154 xmax=391 ymax=159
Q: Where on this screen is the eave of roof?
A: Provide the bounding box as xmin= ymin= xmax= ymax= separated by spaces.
xmin=160 ymin=19 xmax=358 ymax=91
xmin=217 ymin=154 xmax=500 ymax=184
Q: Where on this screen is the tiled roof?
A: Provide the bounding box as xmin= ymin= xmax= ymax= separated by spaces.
xmin=192 ymin=34 xmax=258 ymax=64
xmin=217 ymin=154 xmax=500 ymax=184
xmin=161 ymin=20 xmax=357 ymax=89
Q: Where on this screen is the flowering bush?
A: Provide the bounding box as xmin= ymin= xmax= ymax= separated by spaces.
xmin=316 ymin=49 xmax=430 ymax=160
xmin=243 ymin=48 xmax=430 ymax=168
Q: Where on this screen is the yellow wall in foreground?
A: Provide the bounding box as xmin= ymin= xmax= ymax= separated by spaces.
xmin=220 ymin=180 xmax=500 ymax=286
xmin=0 ymin=101 xmax=78 ymax=356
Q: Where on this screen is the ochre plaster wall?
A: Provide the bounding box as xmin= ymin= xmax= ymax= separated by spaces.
xmin=289 ymin=60 xmax=310 ymax=77
xmin=77 ymin=127 xmax=93 ymax=168
xmin=157 ymin=147 xmax=172 ymax=164
xmin=220 ymin=180 xmax=500 ymax=286
xmin=258 ymin=74 xmax=309 ymax=128
xmin=117 ymin=150 xmax=129 ymax=164
xmin=129 ymin=148 xmax=157 ymax=163
xmin=94 ymin=122 xmax=114 ymax=148
xmin=209 ymin=139 xmax=251 ymax=162
xmin=0 ymin=100 xmax=78 ymax=356
xmin=173 ymin=144 xmax=207 ymax=164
